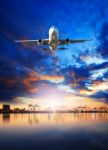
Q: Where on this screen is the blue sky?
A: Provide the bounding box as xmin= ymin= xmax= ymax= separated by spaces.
xmin=0 ymin=0 xmax=108 ymax=108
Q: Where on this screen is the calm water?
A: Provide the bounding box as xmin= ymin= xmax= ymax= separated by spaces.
xmin=0 ymin=113 xmax=108 ymax=150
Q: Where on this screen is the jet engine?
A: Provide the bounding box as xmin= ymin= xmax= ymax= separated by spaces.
xmin=65 ymin=39 xmax=70 ymax=44
xmin=38 ymin=39 xmax=43 ymax=45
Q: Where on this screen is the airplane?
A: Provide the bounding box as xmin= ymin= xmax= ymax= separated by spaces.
xmin=15 ymin=26 xmax=92 ymax=51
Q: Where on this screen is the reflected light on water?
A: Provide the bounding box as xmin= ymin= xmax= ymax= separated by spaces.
xmin=0 ymin=113 xmax=108 ymax=150
xmin=0 ymin=113 xmax=108 ymax=129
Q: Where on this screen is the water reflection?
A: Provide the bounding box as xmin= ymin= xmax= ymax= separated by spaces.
xmin=0 ymin=113 xmax=108 ymax=127
xmin=2 ymin=113 xmax=10 ymax=123
xmin=28 ymin=114 xmax=39 ymax=125
xmin=0 ymin=113 xmax=108 ymax=150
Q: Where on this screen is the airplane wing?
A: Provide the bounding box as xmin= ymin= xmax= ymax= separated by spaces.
xmin=14 ymin=39 xmax=49 ymax=46
xmin=59 ymin=39 xmax=92 ymax=45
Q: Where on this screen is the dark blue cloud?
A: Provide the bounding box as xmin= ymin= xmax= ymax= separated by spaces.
xmin=61 ymin=65 xmax=90 ymax=90
xmin=89 ymin=62 xmax=108 ymax=70
xmin=97 ymin=22 xmax=108 ymax=57
xmin=90 ymin=91 xmax=108 ymax=103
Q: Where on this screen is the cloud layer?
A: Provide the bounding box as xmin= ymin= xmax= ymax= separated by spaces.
xmin=0 ymin=0 xmax=108 ymax=107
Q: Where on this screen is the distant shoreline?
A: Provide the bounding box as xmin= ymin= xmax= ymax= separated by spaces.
xmin=0 ymin=111 xmax=108 ymax=114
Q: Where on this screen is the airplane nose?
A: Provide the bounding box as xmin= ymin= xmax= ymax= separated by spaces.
xmin=50 ymin=26 xmax=56 ymax=30
xmin=49 ymin=26 xmax=56 ymax=33
xmin=51 ymin=26 xmax=56 ymax=28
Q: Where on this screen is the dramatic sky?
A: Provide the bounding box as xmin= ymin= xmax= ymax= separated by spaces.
xmin=0 ymin=0 xmax=108 ymax=109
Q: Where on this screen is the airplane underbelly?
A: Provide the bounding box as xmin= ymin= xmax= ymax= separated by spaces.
xmin=49 ymin=41 xmax=58 ymax=50
xmin=49 ymin=26 xmax=59 ymax=50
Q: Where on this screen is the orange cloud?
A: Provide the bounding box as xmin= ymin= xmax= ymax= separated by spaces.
xmin=22 ymin=71 xmax=64 ymax=93
xmin=0 ymin=70 xmax=40 ymax=94
xmin=92 ymin=80 xmax=101 ymax=86
xmin=28 ymin=88 xmax=38 ymax=94
xmin=22 ymin=71 xmax=40 ymax=94
xmin=79 ymin=89 xmax=96 ymax=96
xmin=89 ymin=80 xmax=108 ymax=92
xmin=79 ymin=79 xmax=108 ymax=96
xmin=40 ymin=75 xmax=64 ymax=83
xmin=64 ymin=93 xmax=107 ymax=108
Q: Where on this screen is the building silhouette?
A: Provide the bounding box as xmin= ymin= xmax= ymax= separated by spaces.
xmin=2 ymin=105 xmax=10 ymax=113
xmin=28 ymin=104 xmax=40 ymax=111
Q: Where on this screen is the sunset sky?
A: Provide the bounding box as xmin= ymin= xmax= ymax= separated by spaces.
xmin=0 ymin=0 xmax=108 ymax=110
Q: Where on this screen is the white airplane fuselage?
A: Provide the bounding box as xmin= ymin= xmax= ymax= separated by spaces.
xmin=49 ymin=26 xmax=59 ymax=50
